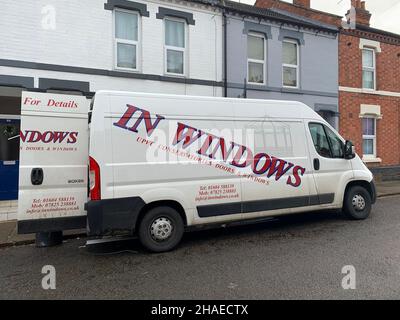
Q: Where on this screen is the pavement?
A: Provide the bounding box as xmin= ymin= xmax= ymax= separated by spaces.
xmin=0 ymin=195 xmax=399 ymax=299
xmin=0 ymin=180 xmax=399 ymax=247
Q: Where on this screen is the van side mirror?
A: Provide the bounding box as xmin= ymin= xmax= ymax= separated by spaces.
xmin=344 ymin=140 xmax=355 ymax=159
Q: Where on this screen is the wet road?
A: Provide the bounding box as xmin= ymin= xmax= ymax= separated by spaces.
xmin=1 ymin=196 xmax=399 ymax=299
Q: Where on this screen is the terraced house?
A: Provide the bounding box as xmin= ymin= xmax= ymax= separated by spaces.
xmin=255 ymin=0 xmax=400 ymax=180
xmin=1 ymin=0 xmax=383 ymax=223
xmin=0 ymin=0 xmax=224 ymax=221
xmin=222 ymin=1 xmax=340 ymax=129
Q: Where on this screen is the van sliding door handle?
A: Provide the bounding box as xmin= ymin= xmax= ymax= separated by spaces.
xmin=31 ymin=168 xmax=44 ymax=185
xmin=313 ymin=158 xmax=320 ymax=171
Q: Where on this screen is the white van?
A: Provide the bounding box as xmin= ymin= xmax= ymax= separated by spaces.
xmin=18 ymin=90 xmax=376 ymax=252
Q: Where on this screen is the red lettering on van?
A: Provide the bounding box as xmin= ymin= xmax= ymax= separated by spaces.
xmin=267 ymin=157 xmax=294 ymax=181
xmin=20 ymin=130 xmax=78 ymax=144
xmin=173 ymin=122 xmax=204 ymax=149
xmin=114 ymin=104 xmax=306 ymax=187
xmin=286 ymin=165 xmax=306 ymax=188
xmin=209 ymin=137 xmax=235 ymax=161
xmin=114 ymin=105 xmax=165 ymax=137
xmin=230 ymin=144 xmax=253 ymax=168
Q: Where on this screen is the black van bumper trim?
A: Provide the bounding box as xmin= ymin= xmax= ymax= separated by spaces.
xmin=197 ymin=194 xmax=335 ymax=218
xmin=18 ymin=216 xmax=86 ymax=234
xmin=85 ymin=197 xmax=146 ymax=236
xmin=370 ymin=180 xmax=377 ymax=204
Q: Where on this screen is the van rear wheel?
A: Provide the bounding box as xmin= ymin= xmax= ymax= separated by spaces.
xmin=138 ymin=206 xmax=184 ymax=253
xmin=343 ymin=186 xmax=372 ymax=220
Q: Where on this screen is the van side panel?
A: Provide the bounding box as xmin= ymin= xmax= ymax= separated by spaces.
xmin=86 ymin=91 xmax=354 ymax=236
xmin=237 ymin=119 xmax=317 ymax=220
xmin=107 ymin=95 xmax=243 ymax=229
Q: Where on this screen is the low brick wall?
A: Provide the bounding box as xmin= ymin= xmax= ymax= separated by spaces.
xmin=370 ymin=165 xmax=400 ymax=182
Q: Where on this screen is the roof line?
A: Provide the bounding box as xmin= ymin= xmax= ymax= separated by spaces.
xmin=355 ymin=24 xmax=400 ymax=41
xmin=217 ymin=0 xmax=338 ymax=34
xmin=257 ymin=0 xmax=343 ymax=19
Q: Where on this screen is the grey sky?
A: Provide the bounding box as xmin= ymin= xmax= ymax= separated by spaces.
xmin=234 ymin=0 xmax=400 ymax=34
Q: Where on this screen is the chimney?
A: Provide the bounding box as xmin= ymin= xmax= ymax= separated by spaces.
xmin=346 ymin=0 xmax=371 ymax=26
xmin=293 ymin=0 xmax=310 ymax=7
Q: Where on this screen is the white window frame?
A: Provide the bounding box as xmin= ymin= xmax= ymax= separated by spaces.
xmin=113 ymin=8 xmax=140 ymax=72
xmin=247 ymin=32 xmax=266 ymax=85
xmin=362 ymin=48 xmax=376 ymax=90
xmin=282 ymin=39 xmax=299 ymax=89
xmin=164 ymin=16 xmax=186 ymax=77
xmin=362 ymin=117 xmax=377 ymax=158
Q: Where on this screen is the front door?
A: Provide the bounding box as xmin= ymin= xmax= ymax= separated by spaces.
xmin=0 ymin=116 xmax=20 ymax=200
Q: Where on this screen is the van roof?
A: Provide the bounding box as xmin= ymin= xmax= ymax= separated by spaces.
xmin=95 ymin=90 xmax=322 ymax=121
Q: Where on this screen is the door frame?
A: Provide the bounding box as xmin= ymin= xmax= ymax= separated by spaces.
xmin=0 ymin=115 xmax=21 ymax=201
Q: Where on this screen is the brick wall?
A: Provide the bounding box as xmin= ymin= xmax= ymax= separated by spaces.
xmin=339 ymin=32 xmax=400 ymax=168
xmin=339 ymin=91 xmax=400 ymax=167
xmin=340 ymin=33 xmax=400 ymax=91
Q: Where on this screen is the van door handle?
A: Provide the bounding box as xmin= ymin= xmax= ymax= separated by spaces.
xmin=313 ymin=158 xmax=320 ymax=171
xmin=31 ymin=168 xmax=44 ymax=185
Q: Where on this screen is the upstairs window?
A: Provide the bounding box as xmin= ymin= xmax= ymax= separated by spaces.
xmin=282 ymin=39 xmax=299 ymax=88
xmin=247 ymin=33 xmax=266 ymax=85
xmin=362 ymin=48 xmax=376 ymax=90
xmin=114 ymin=9 xmax=139 ymax=70
xmin=164 ymin=18 xmax=186 ymax=76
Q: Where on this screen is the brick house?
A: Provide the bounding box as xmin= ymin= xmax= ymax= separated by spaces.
xmin=256 ymin=0 xmax=400 ymax=180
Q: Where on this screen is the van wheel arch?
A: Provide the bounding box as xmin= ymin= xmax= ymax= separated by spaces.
xmin=135 ymin=200 xmax=187 ymax=233
xmin=344 ymin=180 xmax=374 ymax=204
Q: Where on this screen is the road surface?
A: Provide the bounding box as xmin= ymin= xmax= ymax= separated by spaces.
xmin=1 ymin=196 xmax=399 ymax=299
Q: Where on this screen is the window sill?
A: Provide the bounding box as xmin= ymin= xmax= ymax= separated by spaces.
xmin=361 ymin=88 xmax=377 ymax=93
xmin=281 ymin=86 xmax=300 ymax=93
xmin=248 ymin=82 xmax=266 ymax=86
xmin=362 ymin=157 xmax=382 ymax=163
xmin=114 ymin=67 xmax=141 ymax=73
xmin=164 ymin=73 xmax=186 ymax=79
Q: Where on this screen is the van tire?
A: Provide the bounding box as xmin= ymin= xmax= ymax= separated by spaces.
xmin=138 ymin=206 xmax=184 ymax=253
xmin=343 ymin=186 xmax=372 ymax=220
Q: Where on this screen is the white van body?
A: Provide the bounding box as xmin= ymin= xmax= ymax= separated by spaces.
xmin=18 ymin=90 xmax=376 ymax=251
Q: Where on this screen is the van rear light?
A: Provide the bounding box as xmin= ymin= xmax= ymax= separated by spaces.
xmin=89 ymin=156 xmax=101 ymax=201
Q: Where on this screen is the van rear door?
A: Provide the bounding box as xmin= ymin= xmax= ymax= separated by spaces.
xmin=18 ymin=91 xmax=89 ymax=234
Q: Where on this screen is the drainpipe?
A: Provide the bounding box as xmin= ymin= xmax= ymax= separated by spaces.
xmin=223 ymin=10 xmax=228 ymax=97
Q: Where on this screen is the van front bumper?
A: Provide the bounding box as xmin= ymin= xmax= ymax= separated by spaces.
xmin=85 ymin=197 xmax=146 ymax=236
xmin=370 ymin=180 xmax=377 ymax=204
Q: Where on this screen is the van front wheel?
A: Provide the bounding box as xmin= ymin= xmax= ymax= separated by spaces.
xmin=138 ymin=206 xmax=184 ymax=252
xmin=343 ymin=186 xmax=372 ymax=220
